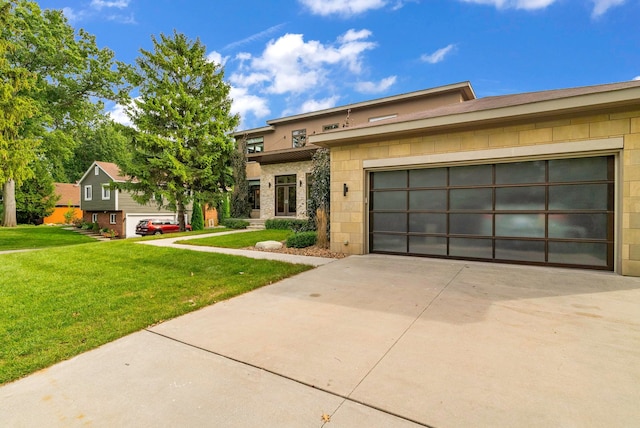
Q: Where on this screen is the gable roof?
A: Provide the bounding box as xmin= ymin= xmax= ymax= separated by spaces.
xmin=53 ymin=183 xmax=80 ymax=206
xmin=311 ymin=80 xmax=640 ymax=146
xmin=78 ymin=161 xmax=130 ymax=184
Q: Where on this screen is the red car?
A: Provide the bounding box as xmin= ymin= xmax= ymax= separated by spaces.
xmin=135 ymin=219 xmax=192 ymax=236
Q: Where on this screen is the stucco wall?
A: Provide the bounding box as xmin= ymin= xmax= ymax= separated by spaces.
xmin=260 ymin=161 xmax=312 ymax=219
xmin=329 ymin=109 xmax=640 ymax=276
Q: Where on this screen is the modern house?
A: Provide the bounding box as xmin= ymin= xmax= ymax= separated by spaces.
xmin=232 ymin=82 xmax=475 ymax=220
xmin=78 ymin=161 xmax=192 ymax=238
xmin=43 ymin=183 xmax=82 ymax=224
xmin=310 ymin=79 xmax=640 ymax=276
xmin=236 ymin=79 xmax=640 ymax=276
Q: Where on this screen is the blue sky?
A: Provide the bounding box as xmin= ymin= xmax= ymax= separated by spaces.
xmin=35 ymin=0 xmax=640 ymax=130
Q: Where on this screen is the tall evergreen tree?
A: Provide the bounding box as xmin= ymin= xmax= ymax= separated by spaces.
xmin=1 ymin=0 xmax=126 ymax=226
xmin=121 ymin=31 xmax=239 ymax=231
xmin=231 ymin=137 xmax=251 ymax=218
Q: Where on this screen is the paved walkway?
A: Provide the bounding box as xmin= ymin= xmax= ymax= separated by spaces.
xmin=2 ymin=241 xmax=640 ymax=427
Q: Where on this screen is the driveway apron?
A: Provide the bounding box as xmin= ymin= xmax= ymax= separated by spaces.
xmin=2 ymin=254 xmax=640 ymax=427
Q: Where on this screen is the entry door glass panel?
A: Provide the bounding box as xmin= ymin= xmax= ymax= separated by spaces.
xmin=369 ymin=156 xmax=614 ymax=270
xmin=275 ymin=174 xmax=296 ymax=216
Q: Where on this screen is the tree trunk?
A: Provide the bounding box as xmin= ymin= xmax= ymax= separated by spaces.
xmin=2 ymin=180 xmax=18 ymax=227
xmin=177 ymin=199 xmax=186 ymax=231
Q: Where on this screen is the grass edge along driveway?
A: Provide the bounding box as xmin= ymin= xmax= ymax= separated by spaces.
xmin=0 ymin=239 xmax=312 ymax=385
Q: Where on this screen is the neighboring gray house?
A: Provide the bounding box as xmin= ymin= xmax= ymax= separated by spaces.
xmin=78 ymin=161 xmax=191 ymax=238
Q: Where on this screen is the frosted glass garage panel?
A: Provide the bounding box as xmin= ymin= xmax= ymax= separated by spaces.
xmin=548 ymin=184 xmax=608 ymax=210
xmin=548 ymin=157 xmax=608 ymax=182
xmin=409 ymin=168 xmax=447 ymax=187
xmin=495 ymin=161 xmax=545 ymax=184
xmin=495 ymin=187 xmax=545 ymax=210
xmin=450 ymin=164 xmax=492 ymax=186
xmin=548 ymin=213 xmax=608 ymax=239
xmin=450 ymin=214 xmax=491 ymax=236
xmin=449 ymin=238 xmax=492 ymax=259
xmin=409 ymin=213 xmax=446 ymax=234
xmin=409 ymin=190 xmax=446 ymax=210
xmin=495 ymin=214 xmax=545 ymax=238
xmin=409 ymin=236 xmax=447 ymax=255
xmin=372 ymin=170 xmax=406 ymax=189
xmin=371 ymin=191 xmax=407 ymax=210
xmin=372 ymin=213 xmax=406 ymax=233
xmin=548 ymin=242 xmax=608 ymax=266
xmin=450 ymin=188 xmax=492 ymax=210
xmin=495 ymin=240 xmax=545 ymax=262
xmin=372 ymin=234 xmax=406 ymax=253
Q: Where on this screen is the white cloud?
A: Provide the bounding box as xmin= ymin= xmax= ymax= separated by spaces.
xmin=206 ymin=51 xmax=230 ymax=66
xmin=355 ymin=76 xmax=397 ymax=93
xmin=230 ymin=87 xmax=271 ymax=123
xmin=459 ymin=0 xmax=556 ymax=10
xmin=633 ymin=76 xmax=640 ymax=81
xmin=62 ymin=7 xmax=80 ymax=22
xmin=299 ymin=96 xmax=341 ymax=113
xmin=420 ymin=44 xmax=456 ymax=64
xmin=230 ymin=29 xmax=376 ymax=95
xmin=107 ymin=102 xmax=133 ymax=127
xmin=224 ymin=23 xmax=288 ymax=51
xmin=298 ymin=0 xmax=387 ymax=16
xmin=90 ymin=0 xmax=130 ymax=9
xmin=591 ymin=0 xmax=626 ymax=17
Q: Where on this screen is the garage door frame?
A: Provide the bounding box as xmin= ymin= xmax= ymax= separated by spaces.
xmin=363 ymin=138 xmax=622 ymax=272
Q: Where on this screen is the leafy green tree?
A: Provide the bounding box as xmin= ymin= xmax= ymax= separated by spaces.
xmin=231 ymin=137 xmax=251 ymax=218
xmin=191 ymin=200 xmax=204 ymax=231
xmin=0 ymin=1 xmax=39 ymax=226
xmin=15 ymin=162 xmax=56 ymax=224
xmin=121 ymin=31 xmax=239 ymax=231
xmin=1 ymin=0 xmax=126 ymax=226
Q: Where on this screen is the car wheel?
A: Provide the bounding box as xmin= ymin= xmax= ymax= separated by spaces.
xmin=154 ymin=230 xmax=162 ymax=235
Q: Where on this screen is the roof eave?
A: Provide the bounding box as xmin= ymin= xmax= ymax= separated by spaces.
xmin=310 ymin=86 xmax=640 ymax=147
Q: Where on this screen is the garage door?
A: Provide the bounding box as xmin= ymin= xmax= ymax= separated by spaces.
xmin=369 ymin=156 xmax=614 ymax=270
xmin=124 ymin=214 xmax=176 ymax=238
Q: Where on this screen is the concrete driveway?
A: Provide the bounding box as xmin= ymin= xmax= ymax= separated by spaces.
xmin=2 ymin=255 xmax=639 ymax=427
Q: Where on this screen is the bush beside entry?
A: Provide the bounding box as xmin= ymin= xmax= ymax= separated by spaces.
xmin=286 ymin=231 xmax=317 ymax=248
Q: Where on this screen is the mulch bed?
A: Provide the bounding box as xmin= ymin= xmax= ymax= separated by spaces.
xmin=243 ymin=244 xmax=349 ymax=259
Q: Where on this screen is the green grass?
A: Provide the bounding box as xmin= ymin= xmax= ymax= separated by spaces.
xmin=177 ymin=229 xmax=294 ymax=248
xmin=131 ymin=227 xmax=231 ymax=241
xmin=0 ymin=225 xmax=96 ymax=251
xmin=0 ymin=239 xmax=312 ymax=385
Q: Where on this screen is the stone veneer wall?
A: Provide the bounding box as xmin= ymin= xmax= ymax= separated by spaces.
xmin=329 ymin=110 xmax=640 ymax=276
xmin=260 ymin=161 xmax=312 ymax=219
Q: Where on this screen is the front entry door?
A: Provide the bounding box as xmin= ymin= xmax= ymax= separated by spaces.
xmin=276 ymin=175 xmax=296 ymax=216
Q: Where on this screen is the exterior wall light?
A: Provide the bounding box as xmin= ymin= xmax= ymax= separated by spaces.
xmin=343 ymin=183 xmax=349 ymax=197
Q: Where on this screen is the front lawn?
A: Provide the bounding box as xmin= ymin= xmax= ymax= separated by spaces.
xmin=0 ymin=240 xmax=312 ymax=385
xmin=0 ymin=225 xmax=96 ymax=251
xmin=178 ymin=229 xmax=293 ymax=248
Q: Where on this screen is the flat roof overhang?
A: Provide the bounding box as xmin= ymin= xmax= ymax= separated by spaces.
xmin=310 ymin=85 xmax=640 ymax=148
xmin=247 ymin=146 xmax=319 ymax=165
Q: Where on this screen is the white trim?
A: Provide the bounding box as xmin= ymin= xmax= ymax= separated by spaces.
xmin=94 ymin=166 xmax=99 ymax=175
xmin=101 ymin=184 xmax=110 ymax=200
xmin=91 ymin=213 xmax=98 ymax=223
xmin=363 ymin=138 xmax=623 ymax=169
xmin=84 ymin=185 xmax=93 ymax=201
xmin=109 ymin=213 xmax=117 ymax=224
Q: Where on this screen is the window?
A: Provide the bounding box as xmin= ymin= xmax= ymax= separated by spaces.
xmin=92 ymin=213 xmax=98 ymax=223
xmin=110 ymin=213 xmax=117 ymax=224
xmin=94 ymin=166 xmax=99 ymax=175
xmin=84 ymin=185 xmax=93 ymax=201
xmin=246 ymin=137 xmax=264 ymax=153
xmin=323 ymin=123 xmax=339 ymax=132
xmin=102 ymin=184 xmax=110 ymax=200
xmin=369 ymin=114 xmax=397 ymax=123
xmin=292 ymin=129 xmax=306 ymax=148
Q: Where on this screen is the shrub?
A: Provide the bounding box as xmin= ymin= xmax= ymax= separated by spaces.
xmin=265 ymin=218 xmax=313 ymax=232
xmin=191 ymin=201 xmax=204 ymax=231
xmin=286 ymin=231 xmax=317 ymax=248
xmin=222 ymin=218 xmax=249 ymax=229
xmin=91 ymin=222 xmax=100 ymax=232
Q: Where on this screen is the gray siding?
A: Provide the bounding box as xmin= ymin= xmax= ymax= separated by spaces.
xmin=79 ymin=167 xmax=116 ymax=211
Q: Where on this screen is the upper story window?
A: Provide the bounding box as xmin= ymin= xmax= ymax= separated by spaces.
xmin=94 ymin=165 xmax=100 ymax=175
xmin=323 ymin=123 xmax=339 ymax=132
xmin=292 ymin=129 xmax=306 ymax=148
xmin=246 ymin=137 xmax=264 ymax=153
xmin=102 ymin=184 xmax=111 ymax=200
xmin=369 ymin=114 xmax=397 ymax=123
xmin=84 ymin=185 xmax=93 ymax=201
